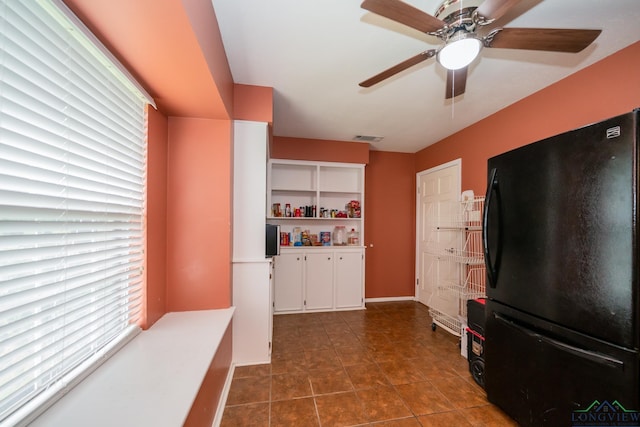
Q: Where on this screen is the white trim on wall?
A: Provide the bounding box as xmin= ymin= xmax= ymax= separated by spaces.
xmin=365 ymin=296 xmax=416 ymax=303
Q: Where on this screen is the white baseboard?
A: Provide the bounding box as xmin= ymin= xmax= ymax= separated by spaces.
xmin=365 ymin=296 xmax=416 ymax=303
xmin=212 ymin=363 xmax=236 ymax=427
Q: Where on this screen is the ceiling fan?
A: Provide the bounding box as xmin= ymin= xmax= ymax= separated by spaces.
xmin=359 ymin=0 xmax=602 ymax=99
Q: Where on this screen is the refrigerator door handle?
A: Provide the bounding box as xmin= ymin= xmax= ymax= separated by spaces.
xmin=483 ymin=168 xmax=499 ymax=287
xmin=494 ymin=313 xmax=625 ymax=370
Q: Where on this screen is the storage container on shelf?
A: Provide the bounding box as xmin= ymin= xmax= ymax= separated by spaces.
xmin=333 ymin=226 xmax=346 ymax=246
xmin=292 ymin=227 xmax=302 ymax=246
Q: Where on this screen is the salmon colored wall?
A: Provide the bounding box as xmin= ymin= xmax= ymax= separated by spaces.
xmin=144 ymin=108 xmax=169 ymax=329
xmin=166 ymin=117 xmax=233 ymax=311
xmin=184 ymin=325 xmax=232 ymax=427
xmin=181 ymin=0 xmax=235 ymax=119
xmin=64 ymin=0 xmax=231 ymax=119
xmin=415 ymin=41 xmax=640 ymax=195
xmin=234 ymin=84 xmax=274 ymax=123
xmin=365 ymin=151 xmax=416 ymax=298
xmin=271 ymin=136 xmax=370 ymax=164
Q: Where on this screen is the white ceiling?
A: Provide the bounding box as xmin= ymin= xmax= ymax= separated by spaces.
xmin=213 ymin=0 xmax=640 ymax=153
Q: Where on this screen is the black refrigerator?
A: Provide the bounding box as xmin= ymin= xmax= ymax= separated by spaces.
xmin=483 ymin=109 xmax=640 ymax=427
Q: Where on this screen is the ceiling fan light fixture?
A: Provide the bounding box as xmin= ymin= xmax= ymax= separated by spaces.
xmin=437 ymin=32 xmax=483 ymax=70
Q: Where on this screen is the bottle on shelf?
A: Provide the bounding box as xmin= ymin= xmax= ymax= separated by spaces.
xmin=347 ymin=228 xmax=359 ymax=246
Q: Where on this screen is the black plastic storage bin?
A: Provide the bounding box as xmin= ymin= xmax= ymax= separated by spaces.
xmin=467 ymin=327 xmax=485 ymax=388
xmin=467 ymin=298 xmax=486 ymax=388
xmin=467 ymin=298 xmax=486 ymax=335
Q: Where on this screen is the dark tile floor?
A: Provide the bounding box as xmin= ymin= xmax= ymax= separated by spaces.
xmin=221 ymin=301 xmax=517 ymax=426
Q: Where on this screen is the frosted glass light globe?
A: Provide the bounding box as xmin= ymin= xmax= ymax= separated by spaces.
xmin=437 ymin=35 xmax=483 ymax=70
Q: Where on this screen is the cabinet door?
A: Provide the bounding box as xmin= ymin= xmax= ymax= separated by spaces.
xmin=269 ymin=260 xmax=274 ymax=354
xmin=232 ymin=262 xmax=272 ymax=365
xmin=304 ymin=252 xmax=334 ymax=310
xmin=335 ymin=251 xmax=363 ymax=309
xmin=273 ymin=252 xmax=304 ymax=312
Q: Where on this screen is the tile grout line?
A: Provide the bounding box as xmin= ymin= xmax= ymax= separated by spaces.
xmin=224 ymin=302 xmax=511 ymax=426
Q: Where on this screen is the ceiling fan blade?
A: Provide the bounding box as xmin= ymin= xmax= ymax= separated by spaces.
xmin=445 ymin=67 xmax=468 ymax=99
xmin=359 ymin=50 xmax=436 ymax=87
xmin=475 ymin=0 xmax=520 ymax=21
xmin=361 ymin=0 xmax=446 ymax=33
xmin=486 ymin=28 xmax=602 ymax=52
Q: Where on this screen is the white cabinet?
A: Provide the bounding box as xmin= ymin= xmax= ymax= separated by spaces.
xmin=305 ymin=252 xmax=334 ymax=310
xmin=232 ymin=261 xmax=272 ymax=365
xmin=268 ymin=159 xmax=366 ymax=314
xmin=335 ymin=250 xmax=364 ymax=309
xmin=273 ymin=248 xmax=365 ymax=313
xmin=273 ymin=251 xmax=304 ymax=312
xmin=232 ymin=120 xmax=272 ymax=365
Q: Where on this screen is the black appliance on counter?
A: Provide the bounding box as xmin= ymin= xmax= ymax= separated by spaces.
xmin=483 ymin=109 xmax=640 ymax=426
xmin=265 ymin=224 xmax=280 ymax=258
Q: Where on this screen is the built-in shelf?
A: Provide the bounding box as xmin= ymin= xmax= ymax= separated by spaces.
xmin=268 ymin=159 xmax=365 ymax=313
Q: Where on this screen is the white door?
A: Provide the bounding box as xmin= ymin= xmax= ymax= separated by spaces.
xmin=415 ymin=160 xmax=461 ymax=307
xmin=273 ymin=252 xmax=304 ymax=312
xmin=305 ymin=252 xmax=334 ymax=310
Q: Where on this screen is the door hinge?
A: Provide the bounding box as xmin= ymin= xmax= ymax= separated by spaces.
xmin=416 ymin=278 xmax=419 ymax=286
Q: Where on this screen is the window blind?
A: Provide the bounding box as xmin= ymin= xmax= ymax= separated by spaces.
xmin=0 ymin=0 xmax=153 ymax=423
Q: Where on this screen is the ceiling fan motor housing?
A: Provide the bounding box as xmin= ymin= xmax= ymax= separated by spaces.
xmin=433 ymin=0 xmax=485 ymax=42
xmin=434 ymin=0 xmax=484 ymax=21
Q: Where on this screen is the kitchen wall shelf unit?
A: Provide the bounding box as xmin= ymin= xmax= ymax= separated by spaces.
xmin=267 ymin=159 xmax=364 ymax=244
xmin=272 ymin=247 xmax=365 ymax=314
xmin=426 ymin=196 xmax=486 ymax=337
xmin=267 ymin=159 xmax=366 ymax=313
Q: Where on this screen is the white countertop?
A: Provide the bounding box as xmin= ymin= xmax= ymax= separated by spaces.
xmin=29 ymin=308 xmax=235 ymax=427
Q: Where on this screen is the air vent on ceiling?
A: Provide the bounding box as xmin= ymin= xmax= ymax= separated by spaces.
xmin=353 ymin=135 xmax=384 ymax=143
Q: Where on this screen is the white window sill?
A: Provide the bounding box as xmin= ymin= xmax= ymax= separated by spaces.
xmin=28 ymin=308 xmax=235 ymax=427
